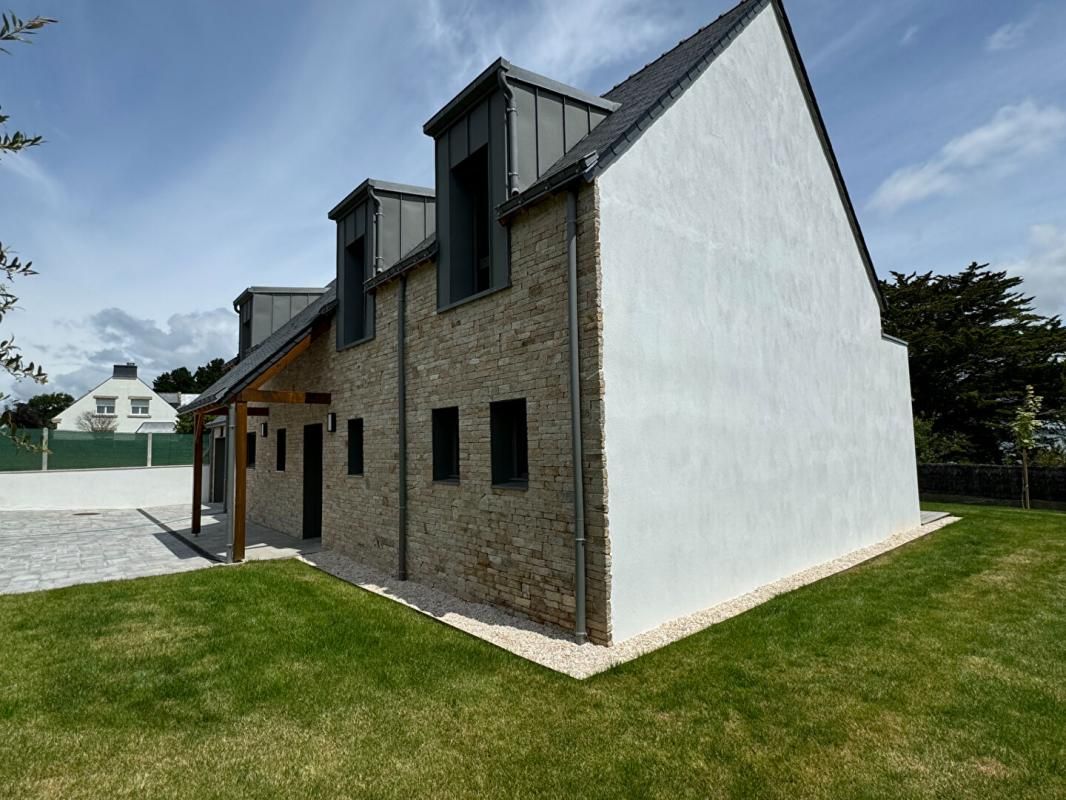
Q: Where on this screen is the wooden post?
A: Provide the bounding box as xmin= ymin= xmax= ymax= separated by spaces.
xmin=232 ymin=402 xmax=248 ymax=562
xmin=191 ymin=413 xmax=205 ymax=534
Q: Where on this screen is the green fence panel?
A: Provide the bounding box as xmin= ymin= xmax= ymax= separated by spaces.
xmin=0 ymin=429 xmax=204 ymax=471
xmin=0 ymin=428 xmax=44 ymax=472
xmin=48 ymin=431 xmax=149 ymax=470
xmin=152 ymin=433 xmax=197 ymax=466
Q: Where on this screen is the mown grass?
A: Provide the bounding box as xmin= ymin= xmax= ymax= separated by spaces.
xmin=1 ymin=503 xmax=1063 ymax=799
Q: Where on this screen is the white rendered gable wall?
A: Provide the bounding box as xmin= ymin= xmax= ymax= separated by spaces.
xmin=597 ymin=4 xmax=920 ymax=641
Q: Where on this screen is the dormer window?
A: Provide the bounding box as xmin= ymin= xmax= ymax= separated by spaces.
xmin=452 ymin=146 xmax=492 ymax=297
xmin=328 ymin=179 xmax=435 ymax=350
xmin=424 ymin=60 xmax=616 ymax=311
xmin=341 ymin=234 xmax=369 ymax=345
xmin=233 ymin=288 xmax=323 ymax=360
xmin=239 ymin=301 xmax=252 ymax=356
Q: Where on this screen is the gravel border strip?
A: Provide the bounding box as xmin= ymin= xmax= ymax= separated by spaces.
xmin=302 ymin=515 xmax=960 ymax=679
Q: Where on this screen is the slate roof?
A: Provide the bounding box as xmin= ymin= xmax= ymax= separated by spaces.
xmin=180 ymin=283 xmax=337 ymax=414
xmin=364 ymin=233 xmax=438 ymax=291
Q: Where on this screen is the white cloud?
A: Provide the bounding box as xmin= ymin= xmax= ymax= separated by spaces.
xmin=10 ymin=307 xmax=236 ymax=401
xmin=418 ymin=0 xmax=675 ymax=92
xmin=1002 ymin=223 xmax=1066 ymax=319
xmin=900 ymin=25 xmax=920 ymax=47
xmin=986 ymin=17 xmax=1034 ymax=53
xmin=869 ymin=101 xmax=1066 ymax=213
xmin=0 ymin=152 xmax=64 ymax=207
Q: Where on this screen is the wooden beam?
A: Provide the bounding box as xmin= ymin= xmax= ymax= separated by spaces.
xmin=247 ymin=407 xmax=270 ymax=417
xmin=191 ymin=402 xmax=228 ymax=418
xmin=247 ymin=334 xmax=313 ymax=392
xmin=232 ymin=402 xmax=247 ymax=563
xmin=191 ymin=413 xmax=205 ymax=534
xmin=237 ymin=389 xmax=332 ymax=405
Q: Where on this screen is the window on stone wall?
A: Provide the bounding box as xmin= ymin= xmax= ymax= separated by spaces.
xmin=246 ymin=431 xmax=256 ymax=469
xmin=276 ymin=428 xmax=286 ymax=472
xmin=490 ymin=398 xmax=528 ymax=487
xmin=347 ymin=418 xmax=364 ymax=476
xmin=432 ymin=406 xmax=460 ymax=482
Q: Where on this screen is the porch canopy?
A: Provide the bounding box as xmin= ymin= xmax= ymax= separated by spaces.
xmin=180 ymin=285 xmax=337 ymax=561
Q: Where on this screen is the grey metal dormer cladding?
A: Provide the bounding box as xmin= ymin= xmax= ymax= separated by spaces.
xmin=424 ymin=59 xmax=617 ymax=309
xmin=328 ymin=179 xmax=435 ymax=349
xmin=234 ymin=287 xmax=324 ymax=359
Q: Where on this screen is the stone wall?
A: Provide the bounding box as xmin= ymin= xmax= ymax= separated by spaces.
xmin=243 ymin=183 xmax=613 ymax=643
xmin=246 ymin=293 xmax=399 ymax=576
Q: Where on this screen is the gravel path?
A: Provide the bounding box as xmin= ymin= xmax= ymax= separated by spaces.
xmin=304 ymin=515 xmax=960 ymax=679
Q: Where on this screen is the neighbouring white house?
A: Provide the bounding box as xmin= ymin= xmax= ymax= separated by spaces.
xmin=53 ymin=363 xmax=190 ymax=434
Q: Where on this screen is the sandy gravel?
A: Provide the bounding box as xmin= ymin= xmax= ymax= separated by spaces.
xmin=302 ymin=515 xmax=960 ymax=679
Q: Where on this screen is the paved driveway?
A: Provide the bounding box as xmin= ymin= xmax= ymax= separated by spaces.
xmin=0 ymin=504 xmax=322 ymax=595
xmin=0 ymin=506 xmax=214 ymax=594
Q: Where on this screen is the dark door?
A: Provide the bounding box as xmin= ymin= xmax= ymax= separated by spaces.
xmin=302 ymin=423 xmax=323 ymax=539
xmin=211 ymin=437 xmax=227 ymax=503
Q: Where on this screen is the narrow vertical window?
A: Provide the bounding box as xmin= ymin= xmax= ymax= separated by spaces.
xmin=276 ymin=428 xmax=286 ymax=472
xmin=347 ymin=418 xmax=364 ymax=475
xmin=490 ymin=398 xmax=528 ymax=487
xmin=341 ymin=236 xmax=367 ymax=345
xmin=239 ymin=302 xmax=252 ymax=356
xmin=246 ymin=431 xmax=257 ymax=469
xmin=432 ymin=406 xmax=460 ymax=482
xmin=450 ymin=146 xmax=491 ymax=300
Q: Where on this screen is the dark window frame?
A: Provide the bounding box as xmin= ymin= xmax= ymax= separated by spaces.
xmin=490 ymin=398 xmax=528 ymax=488
xmin=246 ymin=431 xmax=257 ymax=469
xmin=449 ymin=145 xmax=493 ymax=303
xmin=276 ymin=428 xmax=286 ymax=472
xmin=339 ymin=234 xmax=370 ymax=347
xmin=347 ymin=418 xmax=364 ymax=476
xmin=431 ymin=406 xmax=460 ymax=483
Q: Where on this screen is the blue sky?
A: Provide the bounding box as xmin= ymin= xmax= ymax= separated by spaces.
xmin=1 ymin=0 xmax=1064 ymax=400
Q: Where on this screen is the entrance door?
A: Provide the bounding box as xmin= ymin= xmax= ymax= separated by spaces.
xmin=302 ymin=423 xmax=324 ymax=539
xmin=211 ymin=437 xmax=227 ymax=503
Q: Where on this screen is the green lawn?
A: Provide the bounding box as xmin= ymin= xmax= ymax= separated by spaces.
xmin=1 ymin=503 xmax=1063 ymax=799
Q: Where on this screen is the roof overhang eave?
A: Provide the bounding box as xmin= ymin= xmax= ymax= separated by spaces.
xmin=496 ymin=153 xmax=599 ymax=222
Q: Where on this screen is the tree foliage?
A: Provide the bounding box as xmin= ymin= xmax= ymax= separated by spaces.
xmin=0 ymin=390 xmax=72 ymax=429
xmin=882 ymin=262 xmax=1066 ymax=463
xmin=1 ymin=11 xmax=56 ymax=447
xmin=1010 ymin=385 xmax=1044 ymax=509
xmin=154 ymin=357 xmax=228 ymax=394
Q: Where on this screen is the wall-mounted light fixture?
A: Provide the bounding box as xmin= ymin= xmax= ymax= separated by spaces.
xmin=260 ymin=422 xmax=268 ymax=438
xmin=326 ymin=412 xmax=337 ymax=433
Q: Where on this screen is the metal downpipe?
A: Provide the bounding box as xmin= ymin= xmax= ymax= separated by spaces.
xmin=397 ymin=273 xmax=408 ymax=580
xmin=566 ymin=189 xmax=588 ymax=643
xmin=497 ymin=69 xmax=519 ymax=197
xmin=369 ymin=185 xmax=384 ymax=273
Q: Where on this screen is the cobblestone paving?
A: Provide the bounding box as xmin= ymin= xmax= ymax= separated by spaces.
xmin=0 ymin=507 xmax=214 ymax=594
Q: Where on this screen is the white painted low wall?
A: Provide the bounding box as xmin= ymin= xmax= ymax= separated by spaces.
xmin=0 ymin=465 xmax=193 ymax=511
